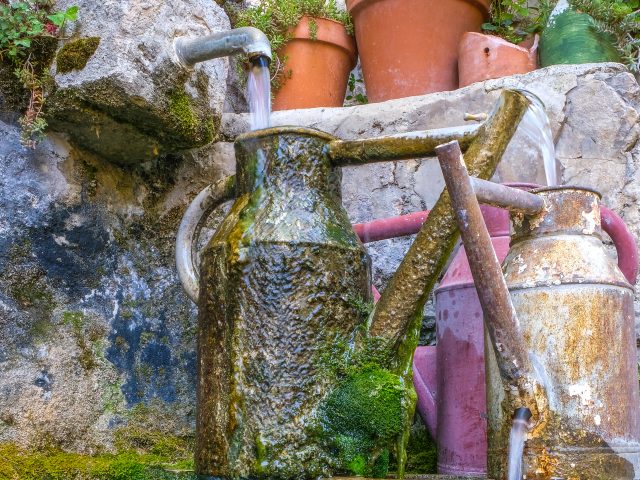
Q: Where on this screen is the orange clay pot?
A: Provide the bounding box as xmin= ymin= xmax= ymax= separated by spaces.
xmin=458 ymin=32 xmax=539 ymax=88
xmin=346 ymin=0 xmax=490 ymax=102
xmin=272 ymin=16 xmax=357 ymax=111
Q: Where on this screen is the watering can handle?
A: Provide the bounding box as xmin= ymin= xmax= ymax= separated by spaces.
xmin=176 ymin=176 xmax=237 ymax=304
xmin=600 ymin=206 xmax=639 ymax=285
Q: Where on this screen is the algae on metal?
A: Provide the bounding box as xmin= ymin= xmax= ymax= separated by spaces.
xmin=367 ymin=90 xmax=532 ymax=367
xmin=196 ymin=127 xmax=373 ymax=479
xmin=313 ymin=325 xmax=417 ymax=478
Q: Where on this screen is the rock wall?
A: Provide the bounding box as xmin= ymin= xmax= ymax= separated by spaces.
xmin=1 ymin=63 xmax=639 ymax=457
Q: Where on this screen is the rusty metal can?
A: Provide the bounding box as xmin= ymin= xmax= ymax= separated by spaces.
xmin=487 ymin=186 xmax=640 ymax=479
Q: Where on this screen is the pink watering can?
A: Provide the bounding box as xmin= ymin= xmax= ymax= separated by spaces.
xmin=355 ymin=184 xmax=639 ymax=477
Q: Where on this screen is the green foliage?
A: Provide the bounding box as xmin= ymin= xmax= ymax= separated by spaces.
xmin=570 ymin=0 xmax=640 ymax=71
xmin=345 ymin=72 xmax=368 ymax=105
xmin=236 ymin=0 xmax=352 ymax=89
xmin=0 ymin=0 xmax=78 ymax=147
xmin=482 ymin=0 xmax=553 ymax=43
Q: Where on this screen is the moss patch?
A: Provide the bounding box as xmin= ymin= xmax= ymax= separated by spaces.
xmin=62 ymin=311 xmax=106 ymax=371
xmin=0 ymin=443 xmax=196 ymax=480
xmin=320 ymin=367 xmax=409 ymax=477
xmin=315 ymin=328 xmax=417 ymax=478
xmin=391 ymin=414 xmax=437 ymax=474
xmin=168 ymin=89 xmax=210 ymax=142
xmin=56 ymin=37 xmax=101 ymax=74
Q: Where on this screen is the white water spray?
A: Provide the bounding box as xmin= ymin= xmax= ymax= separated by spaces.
xmin=248 ymin=60 xmax=271 ymax=131
xmin=507 ymin=408 xmax=532 ymax=480
xmin=517 ymin=92 xmax=557 ymax=186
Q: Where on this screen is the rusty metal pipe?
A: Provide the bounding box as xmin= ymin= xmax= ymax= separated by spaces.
xmin=353 ymin=211 xmax=430 ymax=243
xmin=471 ymin=177 xmax=544 ymax=215
xmin=436 ymin=140 xmax=538 ymax=393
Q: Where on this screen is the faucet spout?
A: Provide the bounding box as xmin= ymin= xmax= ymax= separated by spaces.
xmin=174 ymin=27 xmax=272 ymax=68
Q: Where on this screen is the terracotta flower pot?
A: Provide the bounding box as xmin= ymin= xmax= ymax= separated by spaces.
xmin=458 ymin=32 xmax=539 ymax=88
xmin=346 ymin=0 xmax=490 ymax=102
xmin=272 ymin=16 xmax=357 ymax=111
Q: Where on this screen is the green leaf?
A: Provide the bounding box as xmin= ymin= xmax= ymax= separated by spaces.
xmin=47 ymin=12 xmax=66 ymax=26
xmin=482 ymin=22 xmax=499 ymax=31
xmin=14 ymin=38 xmax=31 ymax=47
xmin=64 ymin=5 xmax=79 ymax=21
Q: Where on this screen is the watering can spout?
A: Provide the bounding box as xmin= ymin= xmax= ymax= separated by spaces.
xmin=436 ymin=140 xmax=546 ymax=414
xmin=328 ymin=89 xmax=534 ymax=167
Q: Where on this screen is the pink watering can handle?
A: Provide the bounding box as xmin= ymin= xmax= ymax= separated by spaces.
xmin=354 ymin=202 xmax=639 ymax=292
xmin=600 ymin=206 xmax=639 ymax=284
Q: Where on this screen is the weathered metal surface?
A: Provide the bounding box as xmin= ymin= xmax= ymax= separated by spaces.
xmin=176 ymin=175 xmax=237 ymax=303
xmin=470 ymin=177 xmax=544 ymax=215
xmin=491 ymin=186 xmax=640 ymax=479
xmin=195 ymin=127 xmax=372 ymax=478
xmin=369 ymin=90 xmax=531 ymax=365
xmin=439 ymin=168 xmax=640 ymax=479
xmin=437 ymin=140 xmax=540 ymax=399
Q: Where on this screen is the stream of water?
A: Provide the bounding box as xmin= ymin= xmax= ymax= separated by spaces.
xmin=507 ymin=410 xmax=531 ymax=480
xmin=519 ymin=92 xmax=557 ymax=186
xmin=248 ymin=61 xmax=272 ymax=131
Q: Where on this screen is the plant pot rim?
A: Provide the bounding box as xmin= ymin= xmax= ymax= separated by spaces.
xmin=286 ymin=15 xmax=357 ymax=63
xmin=346 ymin=0 xmax=490 ymax=19
xmin=461 ymin=31 xmax=536 ymax=54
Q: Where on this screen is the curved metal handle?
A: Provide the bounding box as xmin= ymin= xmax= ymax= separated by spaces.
xmin=176 ymin=176 xmax=236 ymax=303
xmin=601 ymin=206 xmax=639 ymax=285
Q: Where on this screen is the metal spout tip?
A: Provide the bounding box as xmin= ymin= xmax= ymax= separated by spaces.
xmin=250 ymin=54 xmax=270 ymax=69
xmin=514 ymin=407 xmax=532 ymax=423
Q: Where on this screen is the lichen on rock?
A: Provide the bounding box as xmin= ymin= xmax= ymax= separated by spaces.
xmin=56 ymin=37 xmax=101 ymax=74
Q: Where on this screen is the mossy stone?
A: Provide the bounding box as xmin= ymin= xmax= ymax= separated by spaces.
xmin=56 ymin=37 xmax=101 ymax=74
xmin=0 ymin=442 xmax=197 ymax=480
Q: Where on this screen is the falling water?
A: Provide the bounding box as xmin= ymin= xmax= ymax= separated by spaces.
xmin=247 ymin=58 xmax=272 ymax=131
xmin=507 ymin=408 xmax=532 ymax=480
xmin=518 ymin=91 xmax=557 ymax=186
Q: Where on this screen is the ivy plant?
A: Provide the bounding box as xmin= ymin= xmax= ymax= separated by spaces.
xmin=0 ymin=0 xmax=78 ymax=147
xmin=236 ymin=0 xmax=352 ymax=90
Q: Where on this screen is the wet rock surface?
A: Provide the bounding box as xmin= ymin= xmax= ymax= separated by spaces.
xmin=0 ymin=121 xmax=221 ymax=452
xmin=0 ymin=63 xmax=639 ymax=456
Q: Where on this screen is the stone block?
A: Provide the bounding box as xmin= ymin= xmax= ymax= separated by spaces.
xmin=46 ymin=0 xmax=230 ymax=165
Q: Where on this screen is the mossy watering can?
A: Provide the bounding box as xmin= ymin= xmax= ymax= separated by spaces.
xmin=436 ymin=140 xmax=640 ymax=480
xmin=175 ymin=90 xmax=531 ymax=479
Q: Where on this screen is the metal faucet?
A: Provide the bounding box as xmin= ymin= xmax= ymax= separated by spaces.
xmin=174 ymin=27 xmax=272 ymax=67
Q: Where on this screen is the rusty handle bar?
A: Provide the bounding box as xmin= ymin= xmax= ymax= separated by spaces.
xmin=436 ymin=140 xmax=539 ymax=392
xmin=471 ymin=177 xmax=544 ymax=215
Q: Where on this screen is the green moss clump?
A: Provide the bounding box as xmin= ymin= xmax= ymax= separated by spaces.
xmin=168 ymin=90 xmax=199 ymax=138
xmin=320 ymin=366 xmax=414 ymax=478
xmin=0 ymin=443 xmax=196 ymax=480
xmin=114 ymin=427 xmax=194 ymax=464
xmin=56 ymin=37 xmax=101 ymax=74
